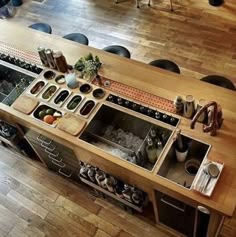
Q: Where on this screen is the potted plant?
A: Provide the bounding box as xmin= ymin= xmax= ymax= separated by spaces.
xmin=74 ymin=53 xmax=102 ymax=82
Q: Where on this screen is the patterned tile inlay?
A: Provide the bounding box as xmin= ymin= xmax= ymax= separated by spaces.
xmin=0 ymin=41 xmax=41 ymax=65
xmin=93 ymin=76 xmax=176 ymax=113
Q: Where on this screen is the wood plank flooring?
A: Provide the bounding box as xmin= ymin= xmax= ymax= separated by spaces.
xmin=0 ymin=145 xmax=235 ymax=237
xmin=0 ymin=146 xmax=174 ymax=237
xmin=7 ymin=0 xmax=236 ymax=84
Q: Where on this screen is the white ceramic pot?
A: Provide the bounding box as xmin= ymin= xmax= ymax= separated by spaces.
xmin=175 ymin=148 xmax=189 ymax=162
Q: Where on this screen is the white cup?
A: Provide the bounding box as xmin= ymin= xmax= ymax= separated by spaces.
xmin=175 ymin=147 xmax=189 ymax=162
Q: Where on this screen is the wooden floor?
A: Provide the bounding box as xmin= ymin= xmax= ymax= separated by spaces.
xmin=7 ymin=0 xmax=236 ymax=84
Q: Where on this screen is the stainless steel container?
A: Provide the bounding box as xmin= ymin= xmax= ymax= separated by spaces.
xmin=45 ymin=49 xmax=56 ymax=69
xmin=37 ymin=47 xmax=49 ymax=67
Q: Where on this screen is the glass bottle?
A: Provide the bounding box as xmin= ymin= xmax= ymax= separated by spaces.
xmin=131 ymin=188 xmax=144 ymax=206
xmin=54 ymin=50 xmax=68 ymax=73
xmin=115 ymin=180 xmax=124 ymax=199
xmin=145 ymin=137 xmax=157 ymax=164
xmin=95 ymin=169 xmax=105 ymax=187
xmin=79 ymin=163 xmax=89 ymax=179
xmin=87 ymin=166 xmax=96 ymax=183
xmin=156 ymin=141 xmax=163 ymax=159
xmin=105 ymin=175 xmax=117 ymax=193
xmin=122 ymin=184 xmax=132 ymax=202
xmin=150 ymin=128 xmax=159 ymax=146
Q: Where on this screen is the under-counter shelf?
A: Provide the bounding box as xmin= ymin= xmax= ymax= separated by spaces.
xmin=80 ymin=176 xmax=144 ymax=212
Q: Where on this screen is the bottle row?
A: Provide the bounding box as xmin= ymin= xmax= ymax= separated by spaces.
xmin=0 ymin=52 xmax=42 ymax=74
xmin=106 ymin=94 xmax=179 ymax=127
xmin=37 ymin=47 xmax=68 ymax=73
xmin=79 ymin=161 xmax=147 ymax=207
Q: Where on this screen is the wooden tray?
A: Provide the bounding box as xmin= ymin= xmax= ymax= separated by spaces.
xmin=57 ymin=113 xmax=86 ymax=136
xmin=12 ymin=95 xmax=39 ymax=115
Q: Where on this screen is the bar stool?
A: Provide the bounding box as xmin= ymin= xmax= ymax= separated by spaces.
xmin=12 ymin=0 xmax=22 ymax=7
xmin=102 ymin=45 xmax=131 ymax=58
xmin=148 ymin=59 xmax=181 ymax=74
xmin=209 ymin=0 xmax=224 ymax=6
xmin=200 ymin=75 xmax=236 ymax=91
xmin=29 ymin=23 xmax=52 ymax=34
xmin=63 ymin=33 xmax=89 ymax=45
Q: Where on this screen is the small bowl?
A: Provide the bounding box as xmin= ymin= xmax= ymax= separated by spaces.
xmin=185 ymin=159 xmax=200 ymax=176
xmin=92 ymin=88 xmax=105 ymax=99
xmin=55 ymin=75 xmax=66 ymax=84
xmin=80 ymin=83 xmax=92 ymax=94
xmin=44 ymin=70 xmax=56 ymax=80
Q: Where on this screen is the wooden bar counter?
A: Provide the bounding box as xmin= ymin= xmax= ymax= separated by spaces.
xmin=0 ymin=20 xmax=235 ymax=237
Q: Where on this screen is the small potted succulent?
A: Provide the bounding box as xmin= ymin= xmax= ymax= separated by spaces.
xmin=74 ymin=53 xmax=102 ymax=82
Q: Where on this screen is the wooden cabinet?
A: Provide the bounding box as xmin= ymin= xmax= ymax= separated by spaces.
xmin=24 ymin=127 xmax=80 ymax=181
xmin=155 ymin=190 xmax=196 ymax=237
xmin=0 ymin=119 xmax=37 ymax=158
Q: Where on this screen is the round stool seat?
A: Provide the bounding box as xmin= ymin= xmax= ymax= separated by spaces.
xmin=63 ymin=33 xmax=89 ymax=45
xmin=102 ymin=45 xmax=131 ymax=58
xmin=201 ymin=75 xmax=236 ymax=91
xmin=12 ymin=0 xmax=22 ymax=7
xmin=29 ymin=23 xmax=52 ymax=34
xmin=209 ymin=0 xmax=224 ymax=6
xmin=149 ymin=59 xmax=181 ymax=74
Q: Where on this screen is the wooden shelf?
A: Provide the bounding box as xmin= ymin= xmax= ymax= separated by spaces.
xmin=80 ymin=176 xmax=143 ymax=212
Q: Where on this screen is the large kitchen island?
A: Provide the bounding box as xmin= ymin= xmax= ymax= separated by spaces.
xmin=0 ymin=20 xmax=235 ymax=237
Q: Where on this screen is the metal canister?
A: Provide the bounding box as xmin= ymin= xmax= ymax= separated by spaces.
xmin=45 ymin=48 xmax=56 ymax=69
xmin=37 ymin=47 xmax=49 ymax=66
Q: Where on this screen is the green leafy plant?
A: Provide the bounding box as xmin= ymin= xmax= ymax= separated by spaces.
xmin=74 ymin=53 xmax=102 ymax=79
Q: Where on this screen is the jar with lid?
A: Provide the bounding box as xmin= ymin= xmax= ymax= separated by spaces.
xmin=105 ymin=175 xmax=117 ymax=193
xmin=87 ymin=166 xmax=96 ymax=183
xmin=131 ymin=188 xmax=144 ymax=206
xmin=79 ymin=164 xmax=89 ymax=179
xmin=53 ymin=50 xmax=68 ymax=73
xmin=95 ymin=169 xmax=106 ymax=187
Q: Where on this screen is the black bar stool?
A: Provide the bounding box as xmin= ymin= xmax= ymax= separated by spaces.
xmin=209 ymin=0 xmax=224 ymax=6
xmin=12 ymin=0 xmax=22 ymax=7
xmin=63 ymin=33 xmax=89 ymax=45
xmin=102 ymin=45 xmax=131 ymax=58
xmin=200 ymin=75 xmax=236 ymax=91
xmin=29 ymin=23 xmax=52 ymax=34
xmin=148 ymin=59 xmax=181 ymax=74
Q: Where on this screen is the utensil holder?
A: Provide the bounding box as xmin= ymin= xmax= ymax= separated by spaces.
xmin=175 ymin=145 xmax=189 ymax=162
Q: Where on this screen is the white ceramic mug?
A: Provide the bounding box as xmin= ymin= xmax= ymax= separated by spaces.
xmin=175 ymin=147 xmax=189 ymax=162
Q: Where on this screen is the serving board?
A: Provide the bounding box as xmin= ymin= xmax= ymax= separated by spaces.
xmin=12 ymin=95 xmax=39 ymax=115
xmin=57 ymin=113 xmax=86 ymax=136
